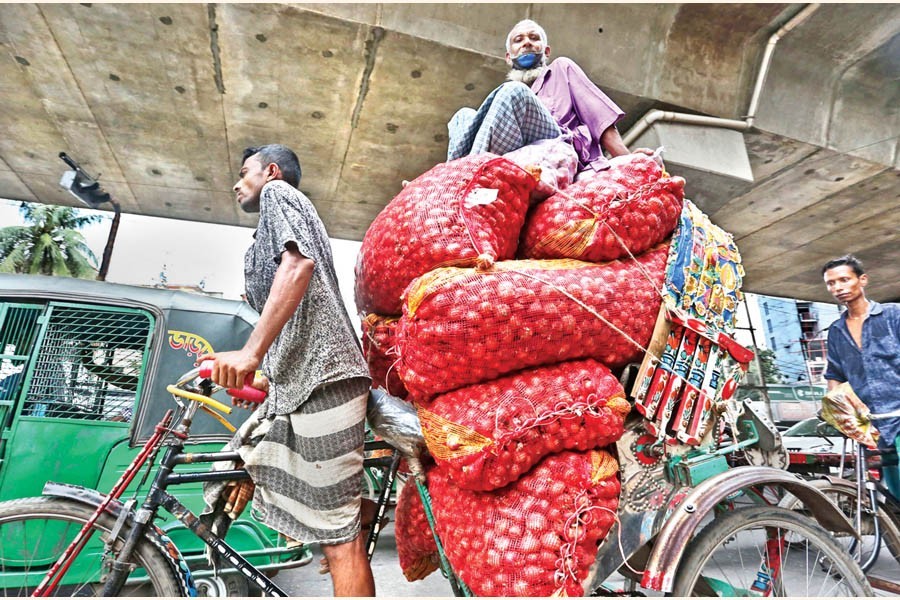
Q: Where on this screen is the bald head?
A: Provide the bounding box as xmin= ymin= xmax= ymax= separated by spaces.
xmin=505 ymin=19 xmax=548 ymax=53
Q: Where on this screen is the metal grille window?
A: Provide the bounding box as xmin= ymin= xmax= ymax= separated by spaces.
xmin=0 ymin=304 xmax=43 ymax=429
xmin=23 ymin=304 xmax=153 ymax=422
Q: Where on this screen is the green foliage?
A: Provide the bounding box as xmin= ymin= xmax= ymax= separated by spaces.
xmin=753 ymin=346 xmax=783 ymax=384
xmin=0 ymin=203 xmax=101 ymax=279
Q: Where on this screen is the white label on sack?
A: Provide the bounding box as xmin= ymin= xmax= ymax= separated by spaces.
xmin=464 ymin=187 xmax=499 ymax=208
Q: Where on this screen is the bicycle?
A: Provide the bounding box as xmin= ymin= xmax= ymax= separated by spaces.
xmin=0 ymin=363 xmax=874 ymax=597
xmin=780 ymin=408 xmax=900 ymax=585
xmin=0 ymin=366 xmax=405 ymax=597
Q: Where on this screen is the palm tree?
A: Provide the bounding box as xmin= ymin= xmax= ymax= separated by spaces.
xmin=0 ymin=202 xmax=101 ymax=278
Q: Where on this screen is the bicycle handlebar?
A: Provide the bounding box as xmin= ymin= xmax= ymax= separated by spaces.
xmin=166 ymin=385 xmax=233 ymax=414
xmin=167 ymin=362 xmax=268 ymax=433
xmin=871 ymin=408 xmax=900 ymax=420
xmin=198 ymin=360 xmax=267 ymax=405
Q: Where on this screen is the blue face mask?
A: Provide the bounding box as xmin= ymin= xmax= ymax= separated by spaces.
xmin=512 ymin=52 xmax=542 ymax=70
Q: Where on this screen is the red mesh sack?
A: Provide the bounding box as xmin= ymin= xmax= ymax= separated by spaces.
xmin=361 ymin=314 xmax=408 ymax=398
xmin=397 ymin=244 xmax=669 ymax=398
xmin=418 ymin=359 xmax=631 ymax=490
xmin=354 ymin=154 xmax=537 ymax=315
xmin=428 ymin=449 xmax=620 ymax=596
xmin=520 ymin=154 xmax=684 ymax=263
xmin=394 ymin=480 xmax=440 ymax=581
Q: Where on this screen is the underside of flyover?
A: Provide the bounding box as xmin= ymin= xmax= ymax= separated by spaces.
xmin=1 ymin=4 xmax=897 ymax=303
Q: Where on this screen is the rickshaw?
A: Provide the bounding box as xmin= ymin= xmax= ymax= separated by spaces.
xmin=0 ymin=196 xmax=878 ymax=596
xmin=0 ymin=274 xmax=307 ymax=596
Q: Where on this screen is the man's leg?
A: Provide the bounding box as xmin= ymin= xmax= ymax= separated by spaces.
xmin=318 ymin=497 xmax=384 ymax=574
xmin=447 ymin=81 xmax=560 ymax=160
xmin=322 ymin=534 xmax=376 ymax=597
xmin=472 ymin=81 xmax=561 ymax=156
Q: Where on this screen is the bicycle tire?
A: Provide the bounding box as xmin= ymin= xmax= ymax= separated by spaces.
xmin=780 ymin=479 xmax=900 ymax=570
xmin=0 ymin=496 xmax=183 ymax=597
xmin=672 ymin=506 xmax=872 ymax=597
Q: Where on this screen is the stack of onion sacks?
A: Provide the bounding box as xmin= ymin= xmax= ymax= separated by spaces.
xmin=360 ymin=151 xmax=685 ymax=596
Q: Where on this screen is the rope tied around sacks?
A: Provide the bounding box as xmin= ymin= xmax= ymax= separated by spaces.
xmin=510 ymin=175 xmax=678 ymax=365
xmin=419 ymin=392 xmax=628 ymax=460
xmin=390 ymin=158 xmax=683 ymax=400
xmin=489 ymin=393 xmax=631 ymax=449
xmin=552 ymin=451 xmax=620 ymax=593
xmin=504 ymin=259 xmax=664 ymax=359
xmin=393 ymin=247 xmax=673 ymax=396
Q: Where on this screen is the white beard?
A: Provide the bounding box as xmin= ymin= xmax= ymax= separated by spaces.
xmin=507 ymin=64 xmax=549 ymax=86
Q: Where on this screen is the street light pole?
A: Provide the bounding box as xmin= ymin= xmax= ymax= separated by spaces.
xmin=97 ymin=199 xmax=121 ymax=281
xmin=58 ymin=152 xmax=120 ymax=281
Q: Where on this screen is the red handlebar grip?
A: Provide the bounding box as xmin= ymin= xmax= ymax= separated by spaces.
xmin=226 ymin=386 xmax=267 ymax=404
xmin=198 ymin=360 xmax=215 ymax=380
xmin=198 ymin=360 xmax=266 ymax=404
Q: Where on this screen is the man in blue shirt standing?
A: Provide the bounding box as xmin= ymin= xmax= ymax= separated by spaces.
xmin=823 ymin=254 xmax=900 ymax=499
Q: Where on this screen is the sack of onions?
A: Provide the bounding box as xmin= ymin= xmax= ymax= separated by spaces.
xmin=361 ymin=313 xmax=408 ymax=398
xmin=394 ymin=480 xmax=440 ymax=582
xmin=428 ymin=449 xmax=620 ymax=596
xmin=396 ymin=243 xmax=669 ymax=398
xmin=354 ymin=154 xmax=536 ymax=315
xmin=520 ymin=153 xmax=684 ymax=263
xmin=418 ymin=359 xmax=630 ymax=490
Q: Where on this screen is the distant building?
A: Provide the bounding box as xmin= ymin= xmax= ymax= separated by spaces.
xmin=796 ymin=300 xmax=840 ymax=384
xmin=736 ymin=294 xmax=838 ymax=425
xmin=751 ymin=294 xmax=840 ymax=385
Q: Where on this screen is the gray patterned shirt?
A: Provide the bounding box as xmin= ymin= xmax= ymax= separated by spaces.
xmin=244 ymin=180 xmax=369 ymax=418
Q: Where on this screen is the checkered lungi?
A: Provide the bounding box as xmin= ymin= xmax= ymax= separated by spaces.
xmin=203 ymin=377 xmax=369 ymax=546
xmin=447 ymin=81 xmax=562 ymax=161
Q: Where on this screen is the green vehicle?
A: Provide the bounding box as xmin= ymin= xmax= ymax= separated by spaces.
xmin=0 ymin=274 xmax=308 ymax=596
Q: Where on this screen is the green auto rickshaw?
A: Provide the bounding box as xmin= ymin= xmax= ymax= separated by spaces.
xmin=0 ymin=273 xmax=309 ymax=596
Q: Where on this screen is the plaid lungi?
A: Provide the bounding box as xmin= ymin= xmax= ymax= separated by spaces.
xmin=203 ymin=377 xmax=369 ymax=546
xmin=447 ymin=81 xmax=562 ymax=161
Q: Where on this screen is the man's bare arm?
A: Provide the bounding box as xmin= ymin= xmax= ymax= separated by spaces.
xmin=600 ymin=125 xmax=653 ymax=158
xmin=200 ymin=242 xmax=314 ymax=389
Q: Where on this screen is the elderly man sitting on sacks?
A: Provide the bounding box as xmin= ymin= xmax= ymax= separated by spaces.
xmin=448 ymin=19 xmax=651 ymax=180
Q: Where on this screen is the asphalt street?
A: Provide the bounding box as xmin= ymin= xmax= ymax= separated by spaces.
xmin=272 ymin=518 xmax=455 ymax=597
xmin=271 ymin=517 xmax=899 ymax=597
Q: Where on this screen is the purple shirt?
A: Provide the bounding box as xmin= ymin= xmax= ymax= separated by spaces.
xmin=531 ymin=57 xmax=625 ymax=172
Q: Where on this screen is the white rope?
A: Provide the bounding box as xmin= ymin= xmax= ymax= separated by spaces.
xmin=492 ymin=393 xmax=605 ymax=444
xmin=600 ymin=219 xmax=669 ymax=305
xmin=553 ymin=493 xmax=644 ymax=591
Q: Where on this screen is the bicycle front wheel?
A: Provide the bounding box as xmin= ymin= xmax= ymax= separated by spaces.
xmin=673 ymin=506 xmax=872 ymax=597
xmin=780 ymin=478 xmax=900 ymax=571
xmin=0 ymin=496 xmax=183 ymax=597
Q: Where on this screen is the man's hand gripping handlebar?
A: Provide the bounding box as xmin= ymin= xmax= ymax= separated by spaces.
xmin=164 ymin=361 xmax=267 ymax=434
xmin=197 ymin=360 xmax=267 ymax=408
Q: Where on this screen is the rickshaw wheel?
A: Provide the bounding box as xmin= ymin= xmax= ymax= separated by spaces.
xmin=672 ymin=506 xmax=872 ymax=597
xmin=780 ymin=479 xmax=900 ymax=571
xmin=0 ymin=496 xmax=182 ymax=597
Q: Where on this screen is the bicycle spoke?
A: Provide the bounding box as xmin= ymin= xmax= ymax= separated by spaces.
xmin=675 ymin=506 xmax=870 ymax=597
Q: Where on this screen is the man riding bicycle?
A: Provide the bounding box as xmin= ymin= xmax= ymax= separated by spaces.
xmin=200 ymin=144 xmax=375 ymax=597
xmin=822 ymin=254 xmax=900 ymax=500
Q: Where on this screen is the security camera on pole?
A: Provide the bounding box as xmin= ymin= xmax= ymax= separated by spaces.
xmin=58 ymin=152 xmax=121 ymax=281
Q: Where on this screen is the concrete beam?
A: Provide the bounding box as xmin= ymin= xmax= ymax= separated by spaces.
xmin=0 ymin=3 xmax=897 ymax=304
